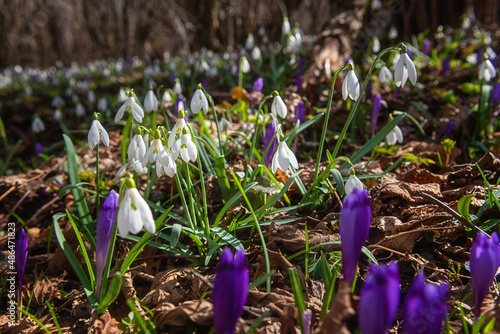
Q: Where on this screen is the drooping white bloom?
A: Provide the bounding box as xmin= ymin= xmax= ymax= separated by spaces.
xmin=173 ymin=80 xmax=182 ymax=96
xmin=245 ymin=33 xmax=255 ymax=50
xmin=158 ymin=149 xmax=177 ymax=177
xmin=53 ymin=109 xmax=62 ymax=121
xmin=118 ymin=88 xmax=128 ymax=102
xmin=345 ymin=174 xmax=363 ymax=195
xmin=271 ymin=95 xmax=287 ymax=119
xmin=162 ymin=91 xmax=172 ymax=104
xmin=386 ymin=125 xmax=404 ymax=145
xmin=128 ymin=134 xmax=146 ymax=161
xmin=88 ymin=119 xmax=110 ymax=150
xmin=372 ymin=37 xmax=381 ymax=53
xmin=271 ymin=140 xmax=298 ymax=173
xmin=32 ymin=116 xmax=45 ymax=133
xmin=75 ymin=103 xmax=85 ymax=117
xmin=478 ymin=59 xmax=496 ymax=82
xmin=251 ymin=46 xmax=262 ymax=61
xmin=388 ymin=27 xmax=398 ymax=39
xmin=51 ymin=96 xmax=65 ymax=108
xmin=97 ymin=97 xmax=108 ymax=112
xmin=395 ymin=52 xmax=417 ymax=87
xmin=378 ymin=66 xmax=393 ymax=84
xmin=179 ymin=133 xmax=198 ymax=163
xmin=190 ymin=89 xmax=208 ymax=114
xmin=115 ymin=96 xmax=144 ymax=123
xmin=240 ymin=57 xmax=250 ymax=74
xmin=87 ymin=90 xmax=96 ymax=105
xmin=168 ymin=117 xmax=186 ymax=148
xmin=116 ymin=159 xmax=147 ymax=178
xmin=117 ymin=187 xmax=155 ymax=237
xmin=342 ymin=69 xmax=360 ymax=101
xmin=282 ymin=16 xmax=291 ymax=35
xmin=218 ymin=117 xmax=234 ymax=132
xmin=144 ymin=89 xmax=159 ymax=113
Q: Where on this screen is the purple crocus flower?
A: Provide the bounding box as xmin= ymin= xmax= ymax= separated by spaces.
xmin=15 ymin=229 xmax=28 ymax=298
xmin=35 ymin=142 xmax=43 ymax=162
xmin=443 ymin=122 xmax=456 ymax=138
xmin=253 ymin=78 xmax=264 ymax=92
xmin=372 ymin=94 xmax=382 ymax=137
xmin=422 ymin=39 xmax=430 ymax=56
xmin=491 ymin=83 xmax=500 ymax=104
xmin=394 ymin=86 xmax=401 ymax=98
xmin=302 ymin=311 xmax=312 ymax=334
xmin=340 ymin=188 xmax=371 ymax=284
xmin=402 ymin=273 xmax=449 ymax=334
xmin=295 ymin=102 xmax=306 ymax=125
xmin=212 ymin=248 xmax=249 ymax=334
xmin=264 ymin=121 xmax=277 ymax=167
xmin=470 ymin=232 xmax=500 ymax=317
xmin=95 ymin=190 xmax=119 ymax=299
xmin=359 ymin=262 xmax=400 ymax=334
xmin=441 ymin=57 xmax=450 ymax=79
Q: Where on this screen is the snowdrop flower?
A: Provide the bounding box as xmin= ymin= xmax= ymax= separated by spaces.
xmin=32 ymin=116 xmax=45 ymax=133
xmin=116 ymin=159 xmax=147 ymax=178
xmin=144 ymin=89 xmax=159 ymax=113
xmin=395 ymin=45 xmax=417 ymax=87
xmin=51 ymin=96 xmax=65 ymax=108
xmin=88 ymin=114 xmax=110 ymax=150
xmin=240 ymin=56 xmax=250 ymax=74
xmin=142 ymin=132 xmax=167 ymax=177
xmin=345 ymin=172 xmax=363 ymax=195
xmin=53 ymin=109 xmax=62 ymax=121
xmin=386 ymin=125 xmax=404 ymax=145
xmin=173 ymin=79 xmax=182 ymax=96
xmin=118 ymin=88 xmax=128 ymax=102
xmin=282 ymin=14 xmax=290 ymax=35
xmin=75 ymin=103 xmax=85 ymax=117
xmin=372 ymin=37 xmax=381 ymax=53
xmin=97 ymin=97 xmax=108 ymax=112
xmin=342 ymin=61 xmax=360 ymax=101
xmin=190 ymin=88 xmax=208 ymax=115
xmin=388 ymin=27 xmax=398 ymax=39
xmin=478 ymin=58 xmax=496 ymax=82
xmin=245 ymin=33 xmax=255 ymax=50
xmin=218 ymin=117 xmax=234 ymax=132
xmin=271 ymin=133 xmax=298 ymax=173
xmin=379 ymin=66 xmax=393 ymax=84
xmin=128 ymin=132 xmax=147 ymax=161
xmin=87 ymin=90 xmax=96 ymax=105
xmin=168 ymin=109 xmax=187 ymax=148
xmin=251 ymin=46 xmax=262 ymax=61
xmin=178 ymin=131 xmax=198 ymax=163
xmin=158 ymin=149 xmax=177 ymax=177
xmin=117 ymin=178 xmax=155 ymax=237
xmin=115 ymin=94 xmax=144 ymax=123
xmin=271 ymin=95 xmax=287 ymax=119
xmin=162 ymin=90 xmax=172 ymax=104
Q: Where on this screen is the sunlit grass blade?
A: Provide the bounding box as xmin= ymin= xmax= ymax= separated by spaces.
xmin=66 ymin=210 xmax=95 ymax=287
xmin=96 ymin=272 xmax=123 ymax=314
xmin=289 ymin=267 xmax=307 ymax=333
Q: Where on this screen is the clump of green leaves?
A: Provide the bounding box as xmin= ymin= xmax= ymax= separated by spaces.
xmin=403 ymin=153 xmax=435 ymax=169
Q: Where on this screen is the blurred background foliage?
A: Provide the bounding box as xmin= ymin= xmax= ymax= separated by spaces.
xmin=0 ymin=0 xmax=498 ymax=68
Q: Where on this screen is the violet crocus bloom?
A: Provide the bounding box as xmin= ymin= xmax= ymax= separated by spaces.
xmin=372 ymin=94 xmax=382 ymax=137
xmin=253 ymin=77 xmax=264 ymax=92
xmin=302 ymin=311 xmax=312 ymax=334
xmin=359 ymin=262 xmax=400 ymax=334
xmin=264 ymin=121 xmax=277 ymax=167
xmin=443 ymin=122 xmax=456 ymax=138
xmin=295 ymin=102 xmax=306 ymax=125
xmin=212 ymin=248 xmax=249 ymax=334
xmin=15 ymin=229 xmax=28 ymax=298
xmin=95 ymin=190 xmax=119 ymax=299
xmin=491 ymin=83 xmax=500 ymax=104
xmin=340 ymin=188 xmax=371 ymax=284
xmin=470 ymin=232 xmax=500 ymax=317
xmin=441 ymin=57 xmax=450 ymax=79
xmin=402 ymin=273 xmax=449 ymax=334
xmin=422 ymin=39 xmax=430 ymax=56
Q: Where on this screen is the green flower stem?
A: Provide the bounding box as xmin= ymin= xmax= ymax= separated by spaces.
xmin=193 ymin=130 xmax=210 ymax=237
xmin=331 ymin=46 xmax=400 ymax=162
xmin=314 ymin=66 xmax=347 ymax=180
xmin=230 ymin=168 xmax=271 ymax=292
xmin=174 ymin=166 xmax=195 ymax=232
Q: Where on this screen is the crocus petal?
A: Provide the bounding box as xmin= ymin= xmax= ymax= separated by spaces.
xmin=340 ymin=188 xmax=371 ymax=284
xmin=15 ymin=229 xmax=28 ymax=298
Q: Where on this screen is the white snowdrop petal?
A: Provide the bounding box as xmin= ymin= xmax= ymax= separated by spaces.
xmin=115 ymin=105 xmax=126 ymax=123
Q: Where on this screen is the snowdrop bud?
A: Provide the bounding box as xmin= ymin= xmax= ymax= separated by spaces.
xmin=32 ymin=116 xmax=45 ymax=133
xmin=342 ymin=61 xmax=360 ymax=101
xmin=97 ymin=97 xmax=108 ymax=112
xmin=386 ymin=125 xmax=404 ymax=146
xmin=162 ymin=91 xmax=172 ymax=104
xmin=52 ymin=96 xmax=65 ymax=108
xmin=271 ymin=95 xmax=287 ymax=119
xmin=117 ymin=178 xmax=155 ymax=237
xmin=379 ymin=66 xmax=393 ymax=84
xmin=144 ymin=89 xmax=159 ymax=113
xmin=395 ymin=45 xmax=417 ymax=87
xmin=240 ymin=57 xmax=250 ymax=74
xmin=190 ymin=88 xmax=208 ymax=114
xmin=88 ymin=113 xmax=110 ymax=150
xmin=251 ymin=46 xmax=262 ymax=61
xmin=389 ymin=26 xmax=398 ymax=39
xmin=75 ymin=103 xmax=85 ymax=117
xmin=372 ymin=37 xmax=381 ymax=53
xmin=478 ymin=58 xmax=496 ymax=82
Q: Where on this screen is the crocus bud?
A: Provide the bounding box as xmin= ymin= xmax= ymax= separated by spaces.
xmin=491 ymin=83 xmax=500 ymax=104
xmin=470 ymin=232 xmax=500 ymax=317
xmin=295 ymin=101 xmax=305 ymax=126
xmin=359 ymin=262 xmax=400 ymax=334
xmin=402 ymin=272 xmax=449 ymax=334
xmin=302 ymin=311 xmax=312 ymax=334
xmin=95 ymin=190 xmax=119 ymax=298
xmin=252 ymin=78 xmax=264 ymax=92
xmin=339 ymin=188 xmax=371 ymax=284
xmin=264 ymin=121 xmax=277 ymax=167
xmin=372 ymin=94 xmax=382 ymax=137
xmin=15 ymin=229 xmax=28 ymax=298
xmin=212 ymin=248 xmax=249 ymax=334
xmin=441 ymin=57 xmax=450 ymax=79
xmin=422 ymin=39 xmax=431 ymax=56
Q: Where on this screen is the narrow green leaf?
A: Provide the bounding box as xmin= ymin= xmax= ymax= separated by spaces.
xmin=457 ymin=194 xmax=474 ymax=223
xmin=0 ymin=139 xmax=22 ymax=176
xmin=214 ymin=181 xmax=257 ymax=226
xmin=330 ymin=168 xmax=345 ymax=197
xmin=288 ymin=267 xmax=306 ymax=333
xmin=211 ymin=227 xmax=243 ymax=249
xmin=96 ymin=272 xmax=123 ymax=314
xmin=170 ymin=224 xmax=182 ymax=247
